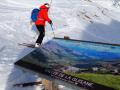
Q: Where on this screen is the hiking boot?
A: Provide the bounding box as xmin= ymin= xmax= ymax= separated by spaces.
xmin=35 ymin=43 xmax=40 ymax=48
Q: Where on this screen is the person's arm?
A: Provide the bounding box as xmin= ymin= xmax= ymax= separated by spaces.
xmin=44 ymin=11 xmax=52 ymax=24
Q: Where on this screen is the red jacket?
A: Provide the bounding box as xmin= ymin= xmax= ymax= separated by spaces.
xmin=35 ymin=5 xmax=51 ymax=26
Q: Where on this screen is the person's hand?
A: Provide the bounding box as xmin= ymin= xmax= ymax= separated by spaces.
xmin=30 ymin=20 xmax=33 ymax=25
xmin=49 ymin=20 xmax=53 ymax=25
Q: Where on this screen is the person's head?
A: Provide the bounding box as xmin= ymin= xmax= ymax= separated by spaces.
xmin=44 ymin=3 xmax=50 ymax=8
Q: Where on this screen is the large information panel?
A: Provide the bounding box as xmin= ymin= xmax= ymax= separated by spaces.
xmin=15 ymin=38 xmax=120 ymax=90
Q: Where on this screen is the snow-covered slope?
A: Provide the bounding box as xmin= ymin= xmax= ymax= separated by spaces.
xmin=53 ymin=0 xmax=120 ymax=44
xmin=0 ymin=0 xmax=120 ymax=90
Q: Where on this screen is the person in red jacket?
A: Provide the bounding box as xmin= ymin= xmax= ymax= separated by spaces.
xmin=35 ymin=3 xmax=52 ymax=47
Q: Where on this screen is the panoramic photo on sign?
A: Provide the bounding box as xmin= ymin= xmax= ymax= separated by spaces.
xmin=15 ymin=38 xmax=120 ymax=90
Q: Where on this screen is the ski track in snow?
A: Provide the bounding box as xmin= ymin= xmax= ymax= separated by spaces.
xmin=0 ymin=0 xmax=120 ymax=90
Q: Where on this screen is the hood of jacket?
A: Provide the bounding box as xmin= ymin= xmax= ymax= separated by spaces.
xmin=40 ymin=5 xmax=49 ymax=10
